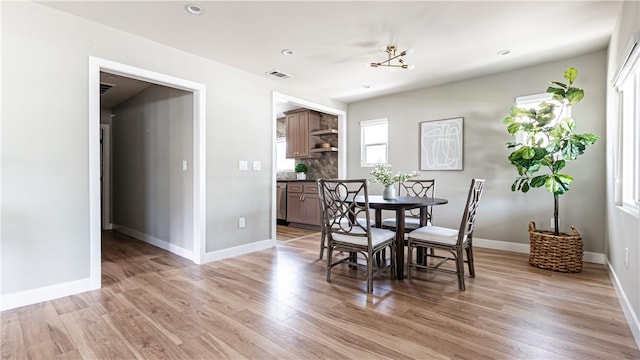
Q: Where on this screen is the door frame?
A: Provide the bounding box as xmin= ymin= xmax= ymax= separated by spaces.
xmin=100 ymin=124 xmax=112 ymax=230
xmin=88 ymin=56 xmax=207 ymax=290
xmin=271 ymin=92 xmax=347 ymax=244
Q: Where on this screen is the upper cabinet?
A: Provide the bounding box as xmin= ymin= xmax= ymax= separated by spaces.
xmin=285 ymin=109 xmax=320 ymax=158
xmin=285 ymin=109 xmax=339 ymax=158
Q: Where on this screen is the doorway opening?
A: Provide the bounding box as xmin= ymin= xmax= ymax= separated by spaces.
xmin=89 ymin=57 xmax=206 ymax=290
xmin=271 ymin=92 xmax=346 ymax=244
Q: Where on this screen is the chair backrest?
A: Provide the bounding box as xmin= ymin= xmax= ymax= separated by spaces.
xmin=318 ymin=179 xmax=372 ymax=244
xmin=399 ymin=179 xmax=436 ymax=220
xmin=457 ymin=178 xmax=485 ymax=244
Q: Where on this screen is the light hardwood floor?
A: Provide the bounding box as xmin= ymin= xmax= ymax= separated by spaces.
xmin=276 ymin=224 xmax=319 ymax=241
xmin=2 ymin=229 xmax=638 ymax=359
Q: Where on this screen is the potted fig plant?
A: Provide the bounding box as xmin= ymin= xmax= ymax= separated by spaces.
xmin=503 ymin=67 xmax=598 ymax=272
xmin=295 ymin=163 xmax=308 ymax=180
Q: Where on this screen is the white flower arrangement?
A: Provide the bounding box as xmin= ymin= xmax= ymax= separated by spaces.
xmin=370 ymin=163 xmax=418 ymax=186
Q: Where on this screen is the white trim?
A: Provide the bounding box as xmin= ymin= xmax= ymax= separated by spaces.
xmin=271 ymin=92 xmax=347 ymax=244
xmin=607 ymin=259 xmax=640 ymax=349
xmin=88 ymin=59 xmax=101 ymax=290
xmin=114 ymin=225 xmax=194 ymax=261
xmin=100 ymin=124 xmax=111 ymax=230
xmin=474 ymin=237 xmax=530 ymax=253
xmin=515 ymin=93 xmax=553 ymax=104
xmin=88 ymin=57 xmax=207 ymax=290
xmin=0 ymin=278 xmax=91 ymax=311
xmin=474 ymin=237 xmax=606 ymax=264
xmin=613 ymin=31 xmax=640 ymax=89
xmin=201 ymin=239 xmax=273 ymax=263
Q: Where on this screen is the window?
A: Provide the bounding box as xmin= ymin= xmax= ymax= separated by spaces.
xmin=276 ymin=138 xmax=295 ymax=172
xmin=360 ymin=118 xmax=388 ymax=167
xmin=613 ymin=32 xmax=640 ymax=212
xmin=618 ymin=66 xmax=639 ymax=209
xmin=514 ymin=93 xmax=570 ymax=146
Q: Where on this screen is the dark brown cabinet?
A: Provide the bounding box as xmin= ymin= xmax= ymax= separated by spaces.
xmin=286 ymin=182 xmax=321 ymax=227
xmin=285 ymin=109 xmax=320 ymax=158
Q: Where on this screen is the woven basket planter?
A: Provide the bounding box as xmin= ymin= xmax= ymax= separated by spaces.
xmin=528 ymin=221 xmax=583 ymax=273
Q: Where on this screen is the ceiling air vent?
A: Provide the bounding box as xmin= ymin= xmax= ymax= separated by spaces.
xmin=100 ymin=82 xmax=115 ymax=95
xmin=266 ymin=70 xmax=292 ymax=79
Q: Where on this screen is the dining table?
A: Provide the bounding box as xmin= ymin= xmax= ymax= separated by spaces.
xmin=352 ymin=195 xmax=449 ymax=279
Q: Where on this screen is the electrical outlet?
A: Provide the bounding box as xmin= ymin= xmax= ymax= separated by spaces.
xmin=239 ymin=217 xmax=245 ymax=228
xmin=625 ymin=248 xmax=629 ymax=268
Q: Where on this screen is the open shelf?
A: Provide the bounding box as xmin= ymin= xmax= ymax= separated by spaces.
xmin=310 ymin=129 xmax=338 ymax=136
xmin=310 ymin=147 xmax=338 ymax=153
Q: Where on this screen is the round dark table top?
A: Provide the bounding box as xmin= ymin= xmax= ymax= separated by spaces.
xmin=352 ymin=195 xmax=448 ymax=209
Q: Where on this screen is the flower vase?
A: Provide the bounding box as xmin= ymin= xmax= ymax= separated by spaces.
xmin=383 ymin=185 xmax=397 ymax=200
xmin=296 ymin=172 xmax=306 ymax=180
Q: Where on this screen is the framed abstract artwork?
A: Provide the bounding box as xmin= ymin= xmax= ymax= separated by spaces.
xmin=420 ymin=117 xmax=463 ymax=170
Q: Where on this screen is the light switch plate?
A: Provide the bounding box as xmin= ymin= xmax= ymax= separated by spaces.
xmin=239 ymin=160 xmax=248 ymax=171
xmin=252 ymin=161 xmax=261 ymax=171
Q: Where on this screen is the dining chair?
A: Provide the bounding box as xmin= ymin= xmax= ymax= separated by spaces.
xmin=318 ymin=179 xmax=396 ymax=294
xmin=381 ymin=179 xmax=436 ymax=234
xmin=406 ymin=178 xmax=485 ymax=291
xmin=317 ymin=180 xmax=374 ymax=260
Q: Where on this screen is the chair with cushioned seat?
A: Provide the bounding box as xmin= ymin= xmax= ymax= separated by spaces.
xmin=406 ymin=178 xmax=485 ymax=291
xmin=317 ymin=180 xmax=373 ymax=260
xmin=318 ymin=179 xmax=396 ymax=294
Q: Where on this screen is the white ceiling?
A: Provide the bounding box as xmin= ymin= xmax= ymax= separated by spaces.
xmin=43 ymin=1 xmax=622 ymax=104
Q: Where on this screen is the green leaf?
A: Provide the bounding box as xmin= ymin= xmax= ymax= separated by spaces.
xmin=522 ymin=146 xmax=536 ymax=159
xmin=566 ymin=88 xmax=584 ymax=105
xmin=503 ymin=116 xmax=514 ymax=125
xmin=546 ymin=86 xmax=566 ymax=98
xmin=564 ymin=68 xmax=578 ymax=84
xmin=522 ymin=181 xmax=530 ymax=192
xmin=575 ymin=133 xmax=599 ymax=145
xmin=530 ymin=175 xmax=548 ymax=187
xmin=510 ymin=106 xmax=531 ymax=118
xmin=552 ymin=160 xmax=566 ymax=172
xmin=507 ymin=122 xmax=521 ymax=135
xmin=545 ymin=174 xmax=574 ymax=195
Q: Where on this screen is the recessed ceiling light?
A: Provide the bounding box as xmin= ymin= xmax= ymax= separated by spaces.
xmin=362 ymin=85 xmax=371 ymax=89
xmin=497 ymin=49 xmax=511 ymax=56
xmin=281 ymin=49 xmax=295 ymax=56
xmin=185 ymin=4 xmax=204 ymax=15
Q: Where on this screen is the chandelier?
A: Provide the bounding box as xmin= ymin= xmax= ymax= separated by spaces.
xmin=370 ymin=46 xmax=413 ymax=69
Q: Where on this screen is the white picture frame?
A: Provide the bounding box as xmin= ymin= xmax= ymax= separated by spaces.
xmin=420 ymin=117 xmax=463 ymax=171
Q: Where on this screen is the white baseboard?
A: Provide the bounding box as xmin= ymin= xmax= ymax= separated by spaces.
xmin=114 ymin=225 xmax=194 ymax=262
xmin=607 ymin=259 xmax=640 ymax=349
xmin=103 ymin=223 xmax=114 ymax=230
xmin=474 ymin=237 xmax=606 ymax=264
xmin=202 ymin=239 xmax=273 ymax=263
xmin=0 ymin=277 xmax=93 ymax=311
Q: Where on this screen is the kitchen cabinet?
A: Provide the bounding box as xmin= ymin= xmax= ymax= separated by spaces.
xmin=286 ymin=181 xmax=321 ymax=227
xmin=285 ymin=109 xmax=320 ymax=158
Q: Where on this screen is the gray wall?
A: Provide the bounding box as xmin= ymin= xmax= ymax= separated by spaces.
xmin=606 ymin=0 xmax=640 ymax=334
xmin=112 ymin=85 xmax=193 ymax=251
xmin=0 ymin=1 xmax=345 ymax=296
xmin=347 ymin=51 xmax=607 ymax=253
